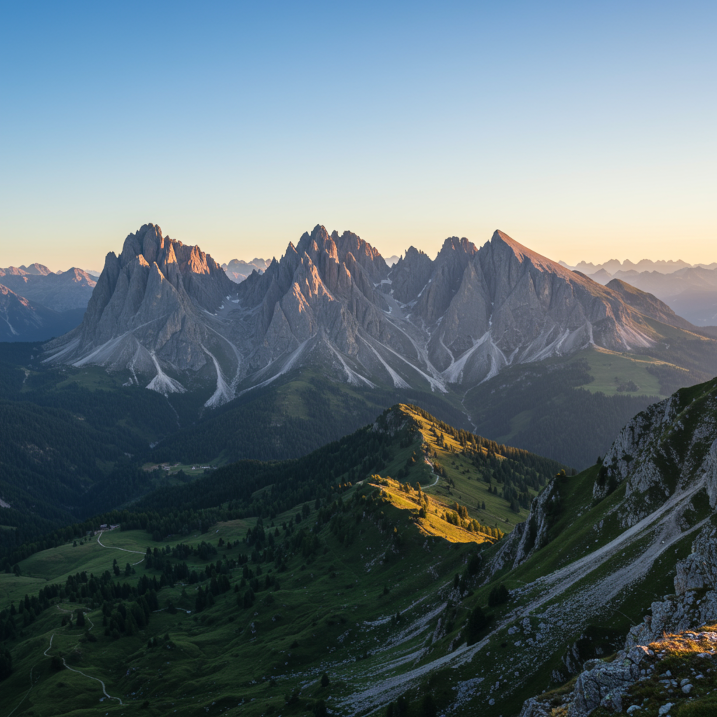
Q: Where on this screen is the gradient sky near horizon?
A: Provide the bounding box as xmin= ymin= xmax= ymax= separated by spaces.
xmin=1 ymin=1 xmax=715 ymax=272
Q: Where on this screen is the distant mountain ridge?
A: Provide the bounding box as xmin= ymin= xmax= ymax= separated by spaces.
xmin=221 ymin=257 xmax=269 ymax=283
xmin=43 ymin=223 xmax=712 ymax=413
xmin=584 ymin=265 xmax=717 ymax=327
xmin=560 ymin=257 xmax=717 ymax=274
xmin=0 ymin=266 xmax=96 ymax=311
xmin=0 ymin=284 xmax=85 ymax=342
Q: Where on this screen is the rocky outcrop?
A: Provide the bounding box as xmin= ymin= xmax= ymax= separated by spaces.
xmin=519 ymin=524 xmax=717 ymax=717
xmin=594 ymin=384 xmax=717 ymax=527
xmin=626 ymin=526 xmax=717 ymax=648
xmin=485 ymin=475 xmax=564 ymax=577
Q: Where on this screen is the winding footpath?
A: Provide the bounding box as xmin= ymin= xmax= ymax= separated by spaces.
xmin=96 ymin=530 xmax=145 ymax=565
xmin=50 ymin=604 xmax=124 ymax=705
xmin=6 ymin=537 xmax=134 ymax=717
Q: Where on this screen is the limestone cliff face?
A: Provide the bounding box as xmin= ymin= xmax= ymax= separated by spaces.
xmin=45 ymin=223 xmax=690 ymax=407
xmin=422 ymin=231 xmax=656 ymax=382
xmin=484 ymin=475 xmax=563 ymax=578
xmin=45 ymin=224 xmax=239 ymax=402
xmin=595 ymin=382 xmax=717 ymax=527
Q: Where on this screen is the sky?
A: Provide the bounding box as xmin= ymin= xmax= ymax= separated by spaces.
xmin=0 ymin=1 xmax=715 ymax=272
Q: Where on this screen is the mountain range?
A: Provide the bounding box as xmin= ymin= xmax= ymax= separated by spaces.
xmin=587 ymin=266 xmax=717 ymax=327
xmin=221 ymin=257 xmax=270 ymax=283
xmin=34 ymin=222 xmax=717 ymax=469
xmin=2 ymin=228 xmax=717 ymax=717
xmin=0 ymin=264 xmax=97 ymax=341
xmin=561 ymin=258 xmax=717 ymax=274
xmin=45 ymin=223 xmax=710 ymax=400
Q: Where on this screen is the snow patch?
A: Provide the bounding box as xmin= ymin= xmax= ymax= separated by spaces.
xmin=328 ymin=342 xmax=376 ymax=388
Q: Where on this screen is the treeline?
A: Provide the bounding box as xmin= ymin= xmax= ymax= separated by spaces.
xmin=0 ymin=568 xmax=158 ymax=645
xmin=407 ymin=404 xmax=566 ymax=475
xmin=0 ymin=419 xmax=404 ymax=568
xmin=0 ymin=347 xmax=180 ymax=539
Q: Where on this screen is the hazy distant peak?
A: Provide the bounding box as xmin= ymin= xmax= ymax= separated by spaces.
xmin=21 ymin=263 xmax=52 ymax=275
xmin=0 ymin=263 xmax=52 ymax=277
xmin=568 ymin=257 xmax=698 ymax=275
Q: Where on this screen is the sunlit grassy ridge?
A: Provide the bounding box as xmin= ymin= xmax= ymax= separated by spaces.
xmin=0 ymin=403 xmax=568 ymax=717
xmin=399 ymin=403 xmax=559 ymax=531
xmin=368 ymin=476 xmax=498 ymax=544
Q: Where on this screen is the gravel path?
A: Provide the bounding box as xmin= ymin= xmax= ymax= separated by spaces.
xmin=340 ymin=476 xmax=709 ymax=712
xmin=97 ymin=531 xmax=145 ymax=565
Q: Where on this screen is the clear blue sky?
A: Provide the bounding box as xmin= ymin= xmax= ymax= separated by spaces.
xmin=1 ymin=1 xmax=715 ymax=271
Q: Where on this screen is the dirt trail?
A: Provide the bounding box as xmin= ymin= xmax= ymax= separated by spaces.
xmin=45 ymin=609 xmax=124 ymax=706
xmin=58 ymin=656 xmax=123 ymax=705
xmin=97 ymin=531 xmax=145 ymax=565
xmin=6 ymin=665 xmax=37 ymax=717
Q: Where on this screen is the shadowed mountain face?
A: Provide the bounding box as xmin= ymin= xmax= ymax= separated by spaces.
xmin=43 ymin=223 xmax=709 ymax=410
xmin=0 ymin=284 xmax=85 ymax=341
xmin=0 ymin=266 xmax=96 ymax=311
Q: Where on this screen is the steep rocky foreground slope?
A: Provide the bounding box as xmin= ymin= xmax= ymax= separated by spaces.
xmin=45 ymin=223 xmax=713 ymax=411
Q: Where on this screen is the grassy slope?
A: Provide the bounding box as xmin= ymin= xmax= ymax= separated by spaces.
xmin=0 ymin=404 xmax=566 ymax=717
xmin=400 ymin=405 xmax=546 ymax=531
xmin=0 ymin=491 xmax=476 ymax=717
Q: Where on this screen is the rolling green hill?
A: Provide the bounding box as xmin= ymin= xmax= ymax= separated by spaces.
xmin=0 ymin=404 xmax=566 ymax=716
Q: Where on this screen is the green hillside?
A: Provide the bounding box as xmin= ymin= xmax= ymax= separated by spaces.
xmin=465 ymin=322 xmax=717 ymax=469
xmin=0 ymin=404 xmax=566 ymax=716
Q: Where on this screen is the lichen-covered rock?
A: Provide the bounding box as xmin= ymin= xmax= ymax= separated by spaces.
xmin=626 ymin=526 xmax=717 ymax=648
xmin=567 ymin=646 xmax=649 ymax=716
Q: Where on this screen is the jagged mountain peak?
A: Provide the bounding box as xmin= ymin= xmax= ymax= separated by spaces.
xmin=486 ymin=229 xmax=582 ymax=279
xmin=43 ymin=223 xmax=705 ymax=408
xmin=45 ymin=224 xmax=238 ymax=403
xmin=0 ymin=263 xmax=52 ymax=277
xmin=436 ymin=235 xmax=477 ymax=260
